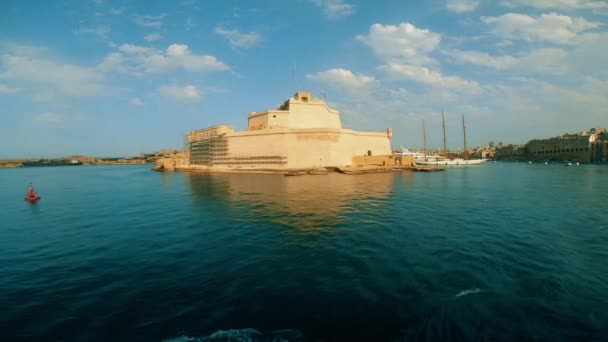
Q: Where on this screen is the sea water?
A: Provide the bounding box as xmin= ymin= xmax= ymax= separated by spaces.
xmin=1 ymin=163 xmax=607 ymax=341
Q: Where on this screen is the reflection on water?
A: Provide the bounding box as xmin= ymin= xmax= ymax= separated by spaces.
xmin=185 ymin=172 xmax=397 ymax=246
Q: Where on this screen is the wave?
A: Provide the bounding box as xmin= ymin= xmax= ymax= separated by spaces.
xmin=455 ymin=288 xmax=482 ymax=298
xmin=164 ymin=328 xmax=304 ymax=342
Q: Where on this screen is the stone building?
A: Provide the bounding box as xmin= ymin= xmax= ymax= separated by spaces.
xmin=527 ymin=134 xmax=592 ymax=162
xmin=496 ymin=128 xmax=607 ymax=163
xmin=186 ymin=92 xmax=398 ymax=170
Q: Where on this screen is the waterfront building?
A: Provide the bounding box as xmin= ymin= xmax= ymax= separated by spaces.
xmin=185 ymin=92 xmax=401 ymax=170
xmin=495 ymin=144 xmax=527 ymax=161
xmin=527 ymin=134 xmax=592 ymax=162
xmin=496 ymin=128 xmax=608 ymax=163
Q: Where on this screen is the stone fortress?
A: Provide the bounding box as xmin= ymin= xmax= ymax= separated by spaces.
xmin=158 ymin=91 xmax=414 ymax=173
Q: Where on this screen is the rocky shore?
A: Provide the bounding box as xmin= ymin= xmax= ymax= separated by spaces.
xmin=1 ymin=150 xmax=180 ymax=169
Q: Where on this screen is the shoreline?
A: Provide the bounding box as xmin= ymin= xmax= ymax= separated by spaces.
xmin=159 ymin=164 xmax=444 ymax=175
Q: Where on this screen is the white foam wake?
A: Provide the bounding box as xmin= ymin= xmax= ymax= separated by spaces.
xmin=455 ymin=288 xmax=482 ymax=298
xmin=163 ymin=328 xmax=303 ymax=342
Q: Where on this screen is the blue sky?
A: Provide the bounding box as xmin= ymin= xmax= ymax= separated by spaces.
xmin=1 ymin=0 xmax=606 ymax=158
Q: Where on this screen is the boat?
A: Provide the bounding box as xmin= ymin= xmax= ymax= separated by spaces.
xmin=393 ymin=147 xmax=434 ymax=161
xmin=564 ymin=162 xmax=573 ymax=166
xmin=417 ymin=158 xmax=486 ymax=166
xmin=22 ymin=159 xmax=83 ymax=167
xmin=416 ymin=112 xmax=486 ymax=166
xmin=25 ymin=184 xmax=40 ymax=202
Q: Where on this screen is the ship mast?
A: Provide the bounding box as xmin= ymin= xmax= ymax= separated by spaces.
xmin=422 ymin=119 xmax=428 ymax=161
xmin=442 ymin=110 xmax=447 ymax=158
xmin=462 ymin=115 xmax=468 ymax=160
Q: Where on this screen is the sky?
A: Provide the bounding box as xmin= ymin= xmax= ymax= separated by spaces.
xmin=0 ymin=0 xmax=606 ymax=158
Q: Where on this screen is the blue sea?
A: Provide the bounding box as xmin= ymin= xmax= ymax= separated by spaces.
xmin=1 ymin=163 xmax=607 ymax=341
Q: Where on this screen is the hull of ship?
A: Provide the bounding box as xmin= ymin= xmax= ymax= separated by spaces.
xmin=416 ymin=159 xmax=487 ymax=166
xmin=22 ymin=161 xmax=83 ymax=167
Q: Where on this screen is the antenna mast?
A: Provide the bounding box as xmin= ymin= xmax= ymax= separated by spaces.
xmin=442 ymin=110 xmax=448 ymax=158
xmin=423 ymin=119 xmax=428 ymax=161
xmin=462 ymin=115 xmax=468 ymax=160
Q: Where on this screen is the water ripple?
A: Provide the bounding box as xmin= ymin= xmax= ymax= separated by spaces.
xmin=1 ymin=164 xmax=607 ymax=341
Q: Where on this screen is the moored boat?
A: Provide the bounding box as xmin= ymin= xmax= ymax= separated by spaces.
xmin=417 ymin=158 xmax=487 ymax=166
xmin=415 ymin=112 xmax=486 ymax=166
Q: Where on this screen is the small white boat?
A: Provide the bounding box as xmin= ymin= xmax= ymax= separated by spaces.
xmin=416 ymin=158 xmax=487 ymax=166
xmin=528 ymin=161 xmax=532 ymax=164
xmin=564 ymin=162 xmax=573 ymax=166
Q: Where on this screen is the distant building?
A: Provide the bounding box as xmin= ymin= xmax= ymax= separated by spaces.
xmin=496 ymin=128 xmax=608 ymax=163
xmin=527 ymin=134 xmax=592 ymax=162
xmin=186 ymin=92 xmax=398 ymax=170
xmin=495 ymin=144 xmax=527 ymax=161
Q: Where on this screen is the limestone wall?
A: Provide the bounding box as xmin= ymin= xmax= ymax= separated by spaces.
xmin=352 ymin=155 xmax=415 ymax=167
xmin=188 ymin=126 xmax=235 ymax=142
xmin=220 ymin=128 xmax=391 ymax=169
xmin=287 ymin=102 xmax=341 ymax=130
xmin=247 ymin=110 xmax=290 ymax=131
xmin=153 ymin=150 xmax=190 ymax=171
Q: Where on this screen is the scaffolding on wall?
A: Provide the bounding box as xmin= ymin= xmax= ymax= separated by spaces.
xmin=189 ymin=136 xmax=287 ymax=167
xmin=189 ymin=137 xmax=229 ymax=166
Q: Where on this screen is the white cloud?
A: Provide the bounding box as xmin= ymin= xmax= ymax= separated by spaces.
xmin=164 ymin=44 xmax=228 ymax=72
xmin=517 ymin=48 xmax=570 ymax=74
xmin=74 ymin=25 xmax=110 ymax=40
xmin=306 ymin=68 xmax=378 ymax=89
xmin=1 ymin=46 xmax=106 ymax=100
xmin=33 ymin=112 xmax=65 ymax=125
xmin=182 ymin=0 xmax=199 ymax=6
xmin=446 ymin=0 xmax=481 ymax=13
xmin=487 ymin=77 xmax=608 ymax=136
xmin=158 ymin=85 xmax=202 ymax=101
xmin=130 ymin=97 xmax=144 ymax=106
xmin=357 ymin=23 xmax=441 ymax=65
xmin=109 ymin=7 xmax=125 ymax=15
xmin=185 ymin=17 xmax=198 ymax=31
xmin=98 ymin=52 xmax=127 ymax=73
xmin=445 ymin=49 xmax=518 ymax=69
xmin=481 ymin=12 xmax=601 ymax=44
xmin=503 ymin=0 xmax=608 ymax=13
xmin=214 ymin=26 xmax=262 ymax=48
xmin=119 ymin=44 xmax=156 ymax=55
xmin=144 ymin=33 xmax=164 ymax=42
xmin=446 ymin=47 xmax=571 ymax=75
xmin=447 ymin=32 xmax=607 ymax=77
xmin=0 ymin=84 xmax=19 ymax=93
xmin=378 ymin=63 xmax=481 ymax=93
xmin=134 ymin=13 xmax=167 ymax=28
xmin=99 ymin=43 xmax=229 ymax=74
xmin=310 ymin=0 xmax=356 ymax=19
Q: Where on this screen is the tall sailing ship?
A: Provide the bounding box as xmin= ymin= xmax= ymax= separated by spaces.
xmin=416 ymin=111 xmax=486 ymax=166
